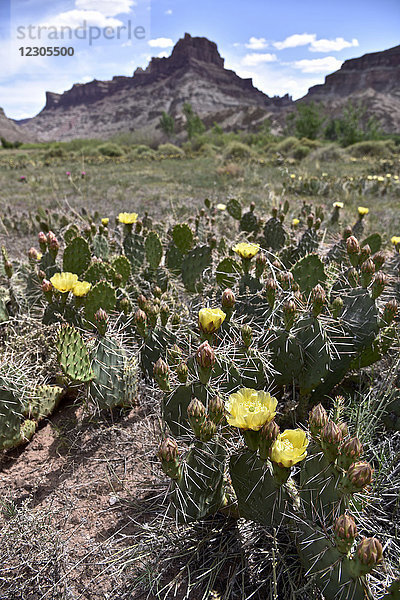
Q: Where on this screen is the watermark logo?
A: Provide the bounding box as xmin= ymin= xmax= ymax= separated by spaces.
xmin=15 ymin=21 xmax=146 ymax=46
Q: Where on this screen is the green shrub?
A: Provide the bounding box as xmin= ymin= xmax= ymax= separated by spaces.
xmin=275 ymin=136 xmax=300 ymax=155
xmin=98 ymin=143 xmax=125 ymax=157
xmin=130 ymin=145 xmax=156 ymax=160
xmin=292 ymin=145 xmax=311 ymax=160
xmin=223 ymin=141 xmax=254 ymax=161
xmin=44 ymin=146 xmax=67 ymax=159
xmin=305 ymin=143 xmax=346 ymax=163
xmin=158 ymin=143 xmax=184 ymax=157
xmin=347 ymin=140 xmax=396 ymax=158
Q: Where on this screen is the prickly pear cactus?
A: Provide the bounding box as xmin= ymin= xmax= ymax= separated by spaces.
xmin=63 ymin=236 xmax=91 ymax=276
xmin=56 ymin=324 xmax=94 ymax=383
xmin=145 ymin=231 xmax=163 ymax=270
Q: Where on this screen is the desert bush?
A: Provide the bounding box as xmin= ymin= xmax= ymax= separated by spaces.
xmin=222 ymin=141 xmax=254 ymax=161
xmin=98 ymin=143 xmax=125 ymax=157
xmin=130 ymin=145 xmax=156 ymax=159
xmin=347 ymin=139 xmax=396 ymax=158
xmin=275 ymin=136 xmax=300 ymax=155
xmin=158 ymin=143 xmax=184 ymax=157
xmin=305 ymin=143 xmax=346 ymax=163
xmin=291 ymin=144 xmax=311 ymax=160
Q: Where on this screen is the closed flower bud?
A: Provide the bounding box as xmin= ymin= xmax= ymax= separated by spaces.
xmin=371 ymin=271 xmax=387 ymax=299
xmin=158 ymin=438 xmax=181 ymax=480
xmin=146 ymin=303 xmax=160 ymax=328
xmin=271 ymin=207 xmax=278 ymax=218
xmin=307 ymin=214 xmax=314 ymax=229
xmin=281 ymin=271 xmax=294 ymax=291
xmin=208 ymin=395 xmax=225 ymax=425
xmin=171 ymin=313 xmax=181 ymax=326
xmin=338 ymin=422 xmax=348 ymax=438
xmin=167 ymin=344 xmax=182 ymax=365
xmin=373 ymin=252 xmax=385 ymax=270
xmin=343 ymin=226 xmax=352 ymax=240
xmin=4 ymin=260 xmax=13 ymax=279
xmin=119 ymin=297 xmax=131 ymax=315
xmin=259 ymin=420 xmax=280 ymax=460
xmin=331 ymin=296 xmax=344 ymax=318
xmin=176 ymin=362 xmax=188 ymax=383
xmin=153 ymin=358 xmax=170 ymax=391
xmin=196 ymin=341 xmax=215 ymax=369
xmin=38 ymin=231 xmax=47 ymax=251
xmin=160 ymin=302 xmax=170 ymax=326
xmin=137 ymin=294 xmax=147 ymax=310
xmin=255 ymin=252 xmax=267 ymax=278
xmin=338 ymin=437 xmax=363 ymax=470
xmin=283 ymin=300 xmax=297 ymax=331
xmin=311 ymin=284 xmax=326 ymax=317
xmin=346 ymin=461 xmax=373 ymax=490
xmin=187 ymin=397 xmax=207 ymax=437
xmin=347 ymin=236 xmax=360 ymax=266
xmin=221 ymin=288 xmax=236 ymax=310
xmin=356 ymin=537 xmax=383 ymax=571
xmin=359 ymin=244 xmax=371 ymax=265
xmin=94 ymin=308 xmax=108 ymax=335
xmin=347 ymin=267 xmax=359 ymax=288
xmin=360 ymin=258 xmax=375 ymax=287
xmin=309 ymin=403 xmax=328 ymax=437
xmin=382 ymin=299 xmax=398 ymax=326
xmin=241 ymin=324 xmax=253 ymax=348
xmin=198 ymin=417 xmax=217 ymax=441
xmin=28 ymin=247 xmax=40 ymax=262
xmin=41 ymin=279 xmax=52 ymax=293
xmin=334 ymin=514 xmax=357 ymax=554
xmin=153 ymin=285 xmax=162 ymax=298
xmin=265 ymin=277 xmax=278 ymax=308
xmin=321 ymin=421 xmax=343 ymax=461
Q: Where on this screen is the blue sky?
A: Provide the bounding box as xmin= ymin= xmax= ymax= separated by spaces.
xmin=0 ymin=0 xmax=399 ymax=119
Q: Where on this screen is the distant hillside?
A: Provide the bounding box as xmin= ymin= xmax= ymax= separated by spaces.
xmin=0 ymin=108 xmax=36 ymax=143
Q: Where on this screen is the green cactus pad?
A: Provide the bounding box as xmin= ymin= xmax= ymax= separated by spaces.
xmin=111 ymin=255 xmax=131 ymax=286
xmin=63 ymin=236 xmax=91 ymax=276
xmin=229 ymin=450 xmax=286 ymax=525
xmin=64 ymin=224 xmax=80 ymax=245
xmin=240 ymin=210 xmax=258 ymax=233
xmin=162 ymin=384 xmax=193 ymax=437
xmin=181 ymin=245 xmax=212 ymax=292
xmin=92 ymin=233 xmax=110 ymax=260
xmin=361 ymin=232 xmax=381 ymax=254
xmin=226 ymin=198 xmax=242 ymax=220
xmin=56 ymin=324 xmax=94 ymax=383
xmin=123 ymin=231 xmax=145 ymax=269
xmin=263 ymin=217 xmax=286 ymax=251
xmin=172 ymin=223 xmax=193 ymax=253
xmin=295 ymin=317 xmax=330 ymax=395
xmin=215 ymin=257 xmax=242 ymax=288
xmin=145 ymin=231 xmax=163 ymax=269
xmin=165 ymin=242 xmax=184 ymax=274
xmin=291 ymin=254 xmax=326 ymax=295
xmin=171 ymin=441 xmax=226 ymax=522
xmin=84 ymin=281 xmax=116 ymax=323
xmin=269 ymin=330 xmax=304 ymax=386
xmin=27 ymin=385 xmax=64 ymax=421
xmin=84 ymin=261 xmax=117 ymax=286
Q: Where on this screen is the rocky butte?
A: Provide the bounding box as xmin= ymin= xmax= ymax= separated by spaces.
xmin=16 ymin=33 xmax=292 ymax=142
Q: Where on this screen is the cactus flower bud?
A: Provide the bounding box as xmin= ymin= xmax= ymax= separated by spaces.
xmin=160 ymin=302 xmax=170 ymax=326
xmin=41 ymin=279 xmax=52 ymax=293
xmin=272 ymin=207 xmax=278 ymax=218
xmin=221 ymin=288 xmax=236 ymax=310
xmin=360 ymin=258 xmax=375 ymax=288
xmin=241 ymin=324 xmax=253 ymax=348
xmin=281 ymin=271 xmax=294 ymax=291
xmin=321 ymin=421 xmax=343 ymax=461
xmin=334 ymin=514 xmax=358 ymax=554
xmin=283 ymin=300 xmax=297 ymax=331
xmin=347 ymin=267 xmax=359 ymax=288
xmin=265 ymin=277 xmax=278 ymax=308
xmin=355 ymin=538 xmax=383 ymax=574
xmin=331 ymin=296 xmax=344 ymax=318
xmin=119 ymin=297 xmax=131 ymax=315
xmin=171 ymin=312 xmax=181 ymax=326
xmin=137 ymin=294 xmax=147 ymax=310
xmin=255 ymin=252 xmax=267 ymax=278
xmin=311 ymin=284 xmax=326 ymax=317
xmin=309 ymin=403 xmax=328 ymax=437
xmin=381 ymin=299 xmax=398 ymax=326
xmin=208 ymin=395 xmax=225 ymax=425
xmin=259 ymin=420 xmax=280 ymax=460
xmin=338 ymin=437 xmax=363 ymax=470
xmin=153 ymin=285 xmax=162 ymax=298
xmin=153 ymin=358 xmax=170 ymax=392
xmin=344 ymin=461 xmax=373 ymax=492
xmin=307 ymin=214 xmax=314 ymax=229
xmin=4 ymin=260 xmax=13 ymax=279
xmin=176 ymin=362 xmax=188 ymax=383
xmin=187 ymin=397 xmax=207 ymax=437
xmin=28 ymin=247 xmax=40 ymax=263
xmin=158 ymin=438 xmax=181 ymax=480
xmin=314 ymin=218 xmax=321 ymax=230
xmin=94 ymin=308 xmax=108 ymax=335
xmin=168 ymin=344 xmax=182 ymax=366
xmin=146 ymin=303 xmax=160 ymax=328
xmin=38 ymin=231 xmax=47 ymax=252
xmin=372 ymin=252 xmax=385 ymax=271
xmin=342 ymin=226 xmax=352 ymax=240
xmin=371 ymin=271 xmax=387 ymax=299
xmin=196 ymin=341 xmax=215 ymax=369
xmin=346 ymin=236 xmax=360 ymax=267
xmin=134 ymin=308 xmax=147 ymax=337
xmin=198 ymin=417 xmax=217 ymax=442
xmin=359 ymin=244 xmax=371 ymax=265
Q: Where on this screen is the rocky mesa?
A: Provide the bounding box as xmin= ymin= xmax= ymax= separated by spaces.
xmin=18 ymin=33 xmax=291 ymax=142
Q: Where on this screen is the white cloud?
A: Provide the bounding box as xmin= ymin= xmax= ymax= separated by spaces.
xmin=274 ymin=33 xmax=316 ymax=50
xmin=75 ymin=0 xmax=135 ymax=17
xmin=148 ymin=37 xmax=173 ymax=48
xmin=309 ymin=37 xmax=359 ymax=52
xmin=242 ymin=53 xmax=277 ymax=66
xmin=292 ymin=56 xmax=343 ymax=73
xmin=157 ymin=50 xmax=169 ymax=58
xmin=165 ymin=9 xmax=173 ymax=15
xmin=41 ymin=10 xmax=123 ymax=28
xmin=245 ymin=36 xmax=268 ymax=50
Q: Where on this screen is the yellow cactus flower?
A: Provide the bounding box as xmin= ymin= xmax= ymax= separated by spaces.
xmin=367 ymin=175 xmax=373 ymax=180
xmin=289 ymin=174 xmax=296 ymax=179
xmin=232 ymin=242 xmax=260 ymax=260
xmin=377 ymin=176 xmax=385 ymax=182
xmin=217 ymin=203 xmax=226 ymax=211
xmin=386 ymin=173 xmax=392 ymax=178
xmin=292 ymin=218 xmax=300 ymax=227
xmin=198 ymin=308 xmax=226 ymax=334
xmin=101 ymin=218 xmax=109 ymax=226
xmin=391 ymin=236 xmax=400 ymax=246
xmin=50 ymin=272 xmax=79 ymax=293
xmin=225 ymin=388 xmax=277 ymax=431
xmin=333 ymin=202 xmax=344 ymax=209
xmin=358 ymin=206 xmax=369 ymax=216
xmin=118 ymin=212 xmax=138 ymax=224
xmin=270 ymin=429 xmax=309 ymax=468
xmin=72 ymin=281 xmax=92 ymax=297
